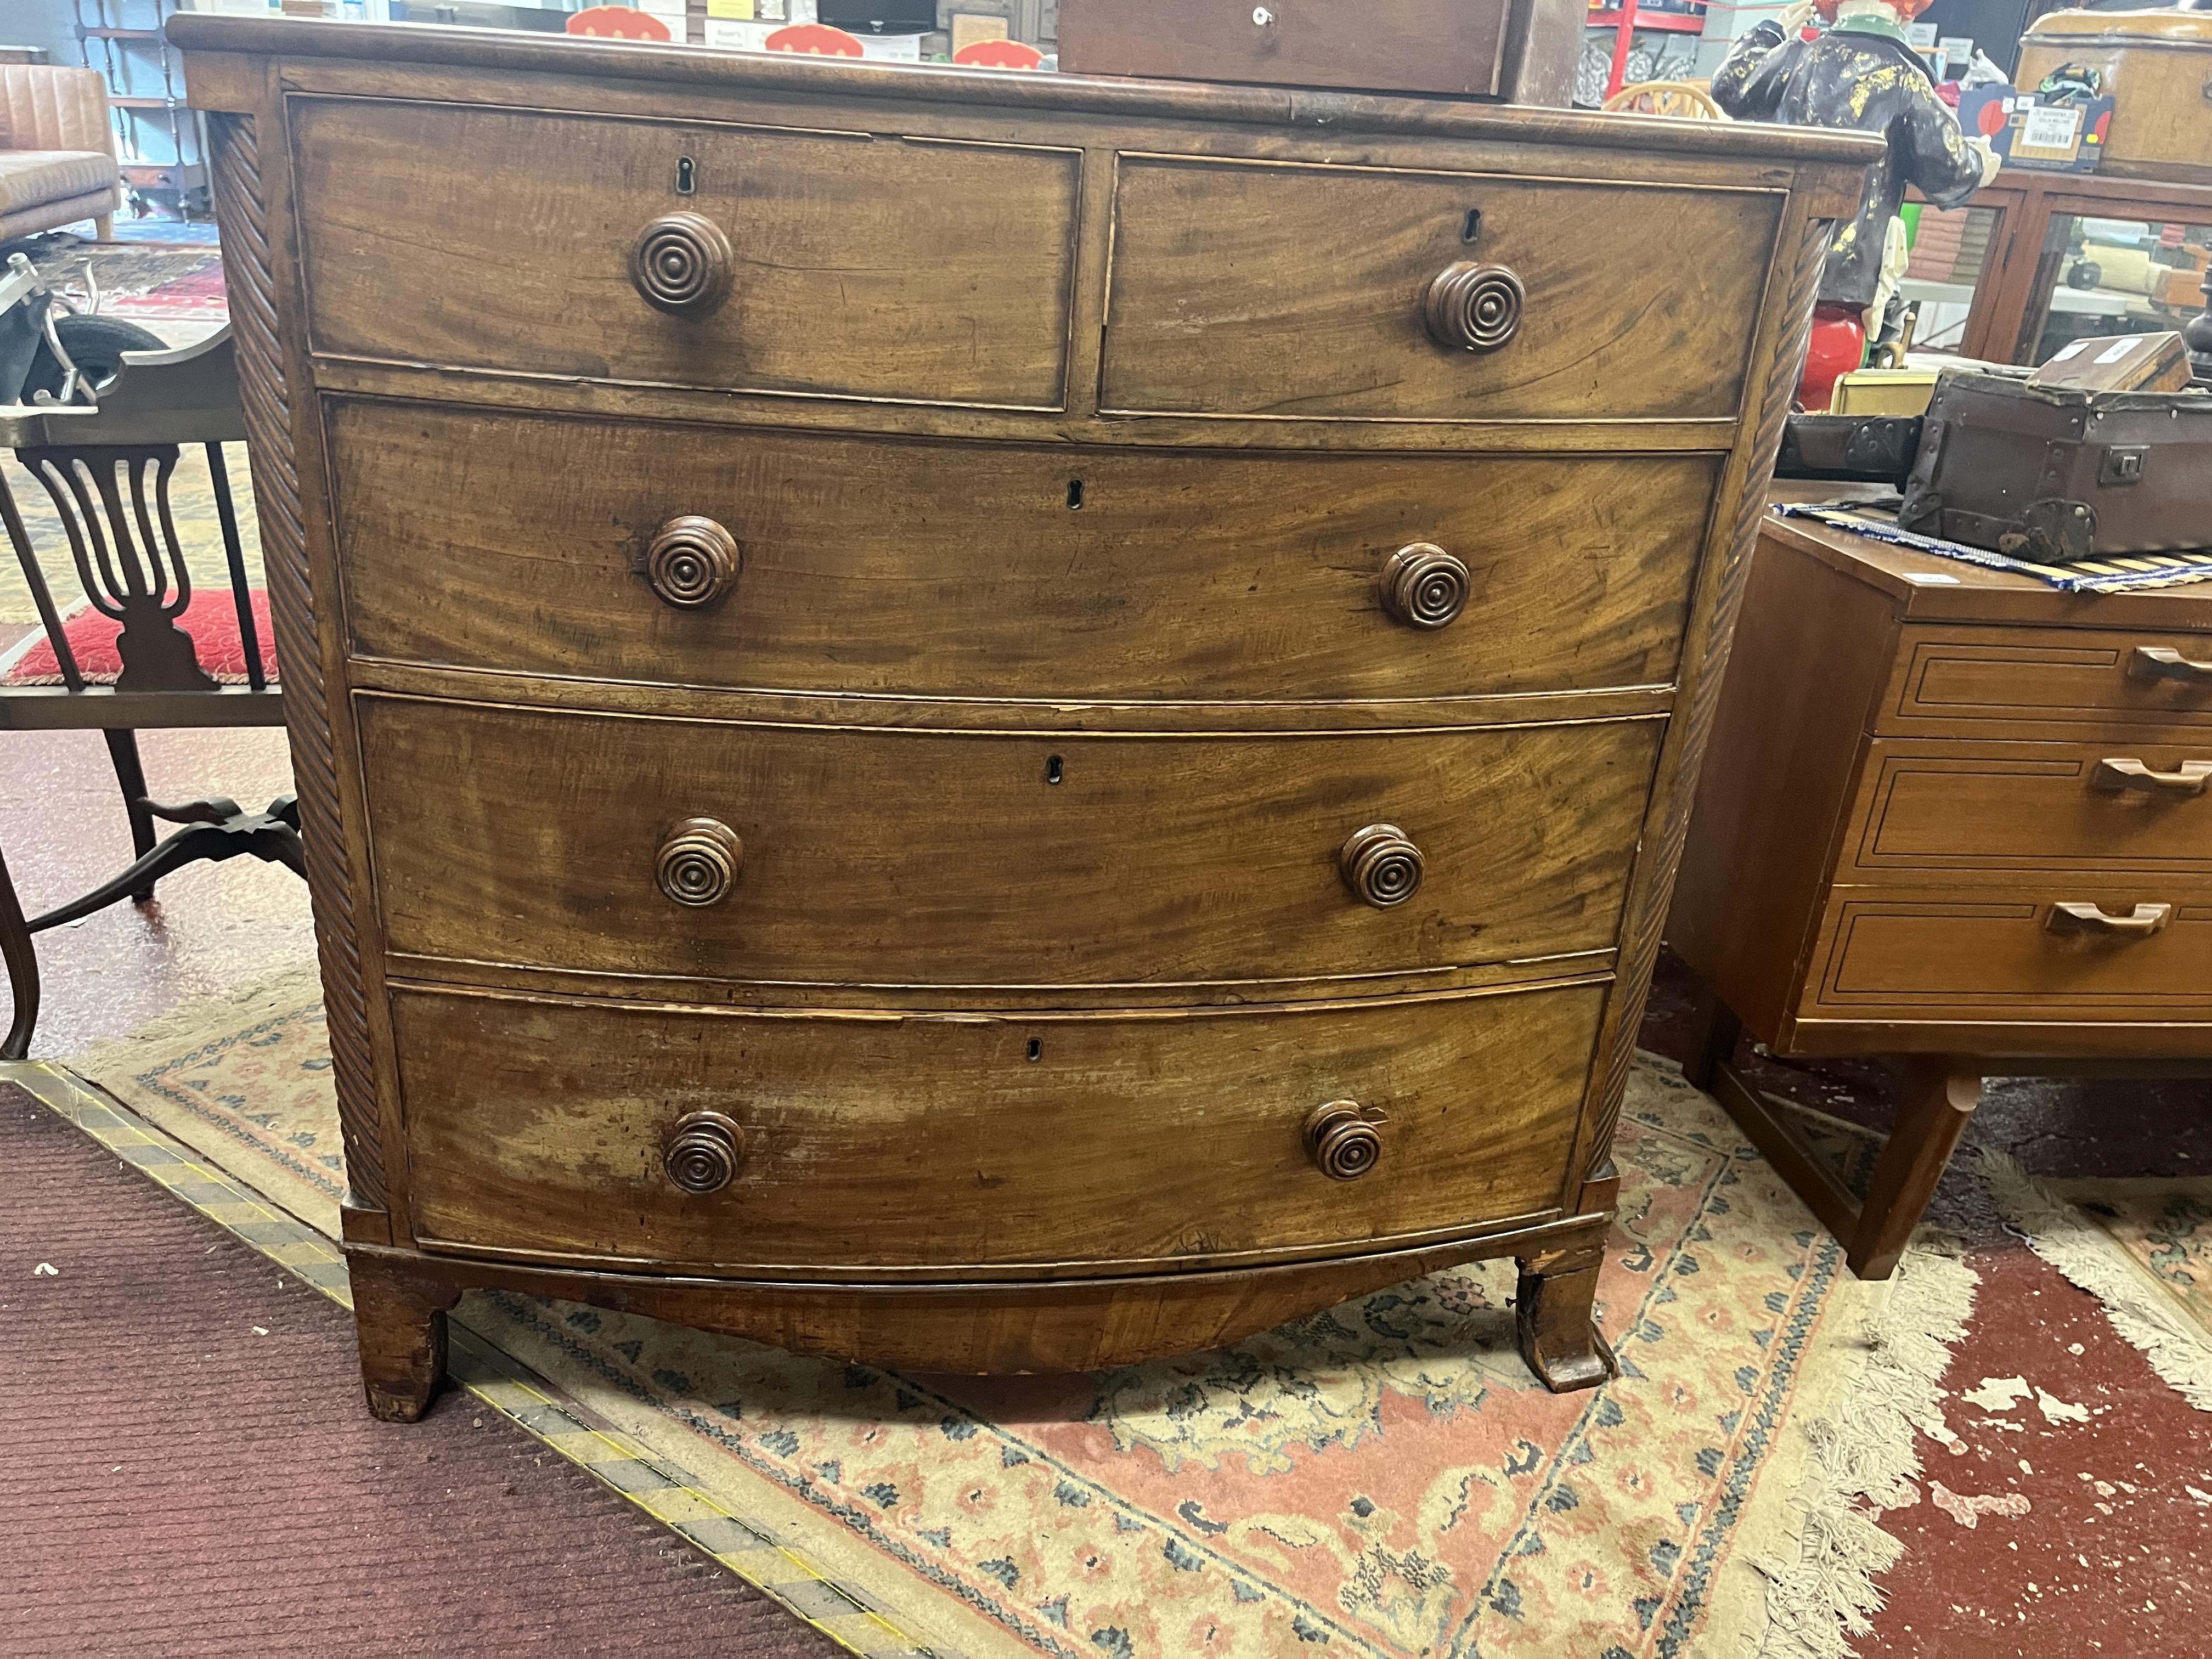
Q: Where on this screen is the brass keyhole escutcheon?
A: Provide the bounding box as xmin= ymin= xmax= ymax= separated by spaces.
xmin=657 ymin=817 xmax=743 ymax=907
xmin=1339 ymin=823 xmax=1424 ymax=908
xmin=1304 ymin=1101 xmax=1382 ymax=1180
xmin=664 ymin=1110 xmax=744 ymax=1194
xmin=646 ymin=515 xmax=742 ymax=609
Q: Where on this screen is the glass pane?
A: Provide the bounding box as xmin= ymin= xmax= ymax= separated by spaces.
xmin=2025 ymin=213 xmax=2212 ymax=367
xmin=1899 ymin=203 xmax=2003 ymax=357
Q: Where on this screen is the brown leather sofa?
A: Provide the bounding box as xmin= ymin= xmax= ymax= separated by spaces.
xmin=0 ymin=65 xmax=122 ymax=243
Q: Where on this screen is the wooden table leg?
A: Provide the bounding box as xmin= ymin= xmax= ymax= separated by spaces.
xmin=1847 ymin=1056 xmax=1982 ymax=1280
xmin=348 ymin=1249 xmax=462 ymax=1423
xmin=0 ymin=837 xmax=38 ymax=1063
xmin=1515 ymin=1163 xmax=1620 ymax=1392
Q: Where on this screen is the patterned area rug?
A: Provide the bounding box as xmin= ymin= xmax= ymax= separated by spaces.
xmin=22 ymin=238 xmax=228 ymax=322
xmin=70 ymin=970 xmax=1975 ymax=1658
xmin=1982 ymin=1151 xmax=2212 ymax=1414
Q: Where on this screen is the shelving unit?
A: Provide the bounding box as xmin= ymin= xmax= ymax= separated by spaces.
xmin=1587 ymin=1 xmax=1708 ymax=100
xmin=72 ymin=0 xmax=207 ymax=219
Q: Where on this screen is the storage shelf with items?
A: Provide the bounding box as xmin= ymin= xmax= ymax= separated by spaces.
xmin=77 ymin=0 xmax=206 ymax=218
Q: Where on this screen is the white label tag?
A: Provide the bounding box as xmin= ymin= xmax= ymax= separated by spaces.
xmin=1902 ymin=571 xmax=1963 ymax=585
xmin=2048 ymin=339 xmax=2091 ymax=362
xmin=2094 ymin=337 xmax=2142 ymax=365
xmin=2020 ymin=105 xmax=2083 ymax=151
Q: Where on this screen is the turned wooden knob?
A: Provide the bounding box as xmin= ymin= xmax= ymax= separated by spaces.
xmin=1304 ymin=1101 xmax=1381 ymax=1181
xmin=664 ymin=1110 xmax=744 ymax=1194
xmin=656 ymin=817 xmax=742 ymax=907
xmin=1340 ymin=823 xmax=1424 ymax=908
xmin=1380 ymin=543 xmax=1471 ymax=629
xmin=646 ymin=515 xmax=741 ymax=608
xmin=630 ymin=212 xmax=733 ymax=316
xmin=1424 ymin=261 xmax=1525 ymax=352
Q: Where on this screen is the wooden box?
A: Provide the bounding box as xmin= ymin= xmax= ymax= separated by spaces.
xmin=2018 ymin=9 xmax=2212 ymax=185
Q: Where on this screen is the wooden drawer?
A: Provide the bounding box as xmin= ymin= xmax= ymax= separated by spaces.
xmin=359 ymin=696 xmax=1661 ymax=992
xmin=390 ymin=980 xmax=1600 ymax=1273
xmin=330 ymin=400 xmax=1719 ymax=704
xmin=1881 ymin=625 xmax=2212 ymax=736
xmin=1839 ymin=738 xmax=2212 ymax=882
xmin=1805 ymin=891 xmax=2212 ymax=1018
xmin=291 ymin=98 xmax=1080 ymax=409
xmin=1099 ymin=155 xmax=1782 ymax=422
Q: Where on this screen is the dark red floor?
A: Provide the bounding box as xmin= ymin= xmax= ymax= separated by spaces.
xmin=0 ymin=1079 xmax=840 ymax=1657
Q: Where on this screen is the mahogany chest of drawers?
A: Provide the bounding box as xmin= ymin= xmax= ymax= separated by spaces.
xmin=1671 ymin=493 xmax=2212 ymax=1279
xmin=172 ymin=14 xmax=1877 ymax=1419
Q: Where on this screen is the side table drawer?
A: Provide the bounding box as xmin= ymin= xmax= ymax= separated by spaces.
xmin=292 ymin=98 xmax=1080 ymax=409
xmin=1881 ymin=626 xmax=2212 ymax=736
xmin=1839 ymin=738 xmax=2212 ymax=881
xmin=1805 ymin=892 xmax=2212 ymax=1018
xmin=391 ymin=980 xmax=1601 ymax=1275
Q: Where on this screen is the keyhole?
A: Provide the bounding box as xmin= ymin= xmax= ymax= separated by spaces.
xmin=1045 ymin=755 xmax=1064 ymax=785
xmin=1462 ymin=207 xmax=1482 ymax=244
xmin=1066 ymin=478 xmax=1084 ymax=510
xmin=675 ymin=156 xmax=697 ymax=195
xmin=1026 ymin=1038 xmax=1042 ymax=1061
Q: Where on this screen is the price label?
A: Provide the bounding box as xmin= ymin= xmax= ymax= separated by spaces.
xmin=2019 ymin=104 xmax=2083 ymax=155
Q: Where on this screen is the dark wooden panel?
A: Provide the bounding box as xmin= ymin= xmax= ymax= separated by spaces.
xmin=1058 ymin=0 xmax=1512 ymax=99
xmin=392 ymin=980 xmax=1599 ymax=1273
xmin=1841 ymin=738 xmax=2212 ymax=880
xmin=291 ymin=98 xmax=1080 ymax=408
xmin=328 ymin=399 xmax=1720 ymax=705
xmin=1101 ymin=156 xmax=1782 ymax=422
xmin=357 ymin=696 xmax=1662 ymax=991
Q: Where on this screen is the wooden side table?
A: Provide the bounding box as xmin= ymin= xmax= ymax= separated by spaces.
xmin=1668 ymin=488 xmax=2212 ymax=1279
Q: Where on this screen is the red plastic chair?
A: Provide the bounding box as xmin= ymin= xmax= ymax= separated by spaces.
xmin=764 ymin=22 xmax=865 ymax=55
xmin=951 ymin=38 xmax=1043 ymax=69
xmin=566 ymin=6 xmax=673 ymax=41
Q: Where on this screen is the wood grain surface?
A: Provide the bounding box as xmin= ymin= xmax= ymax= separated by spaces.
xmin=328 ymin=399 xmax=1720 ymax=705
xmin=392 ymin=979 xmax=1600 ymax=1274
xmin=1880 ymin=625 xmax=2212 ymax=736
xmin=357 ymin=695 xmax=1662 ymax=992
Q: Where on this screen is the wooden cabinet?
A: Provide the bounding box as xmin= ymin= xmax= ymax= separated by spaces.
xmin=1669 ymin=491 xmax=2212 ymax=1279
xmin=172 ymin=14 xmax=1877 ymax=1419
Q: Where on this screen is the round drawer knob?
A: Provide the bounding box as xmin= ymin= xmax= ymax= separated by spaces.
xmin=664 ymin=1110 xmax=744 ymax=1194
xmin=1339 ymin=823 xmax=1424 ymax=909
xmin=629 ymin=211 xmax=733 ymax=317
xmin=656 ymin=817 xmax=743 ymax=907
xmin=1304 ymin=1101 xmax=1382 ymax=1181
xmin=646 ymin=515 xmax=742 ymax=609
xmin=1380 ymin=543 xmax=1471 ymax=630
xmin=1423 ymin=261 xmax=1525 ymax=353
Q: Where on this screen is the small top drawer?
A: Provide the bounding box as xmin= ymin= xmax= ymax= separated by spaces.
xmin=1882 ymin=625 xmax=2212 ymax=735
xmin=1100 ymin=155 xmax=1783 ymax=422
xmin=291 ymin=99 xmax=1080 ymax=409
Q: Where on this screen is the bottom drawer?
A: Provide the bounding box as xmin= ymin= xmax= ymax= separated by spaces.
xmin=391 ymin=980 xmax=1602 ymax=1277
xmin=1807 ymin=892 xmax=2212 ymax=1017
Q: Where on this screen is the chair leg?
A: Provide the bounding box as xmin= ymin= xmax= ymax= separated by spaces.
xmin=92 ymin=213 xmax=114 ymax=242
xmin=101 ymin=731 xmax=160 ymax=904
xmin=0 ymin=837 xmax=38 ymax=1063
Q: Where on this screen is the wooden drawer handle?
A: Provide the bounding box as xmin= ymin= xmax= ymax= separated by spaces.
xmin=2046 ymin=901 xmax=2174 ymax=938
xmin=664 ymin=1110 xmax=744 ymax=1194
xmin=656 ymin=817 xmax=743 ymax=907
xmin=1380 ymin=543 xmax=1470 ymax=630
xmin=2129 ymin=646 xmax=2212 ymax=682
xmin=1339 ymin=823 xmax=1424 ymax=908
xmin=646 ymin=515 xmax=742 ymax=609
xmin=630 ymin=211 xmax=733 ymax=317
xmin=2092 ymin=757 xmax=2212 ymax=797
xmin=1303 ymin=1101 xmax=1383 ymax=1181
xmin=1423 ymin=261 xmax=1525 ymax=353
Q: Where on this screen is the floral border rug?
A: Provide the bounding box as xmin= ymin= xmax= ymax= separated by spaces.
xmin=71 ymin=969 xmax=1974 ymax=1658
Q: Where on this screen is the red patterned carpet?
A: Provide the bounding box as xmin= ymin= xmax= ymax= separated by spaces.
xmin=0 ymin=1080 xmax=839 ymax=1657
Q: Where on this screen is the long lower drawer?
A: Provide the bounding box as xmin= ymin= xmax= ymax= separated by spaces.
xmin=391 ymin=980 xmax=1602 ymax=1276
xmin=358 ymin=693 xmax=1659 ymax=992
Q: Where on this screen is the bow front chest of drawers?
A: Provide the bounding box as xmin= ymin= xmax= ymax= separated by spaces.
xmin=172 ymin=14 xmax=1878 ymax=1419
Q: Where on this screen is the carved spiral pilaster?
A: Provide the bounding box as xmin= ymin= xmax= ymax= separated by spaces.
xmin=1424 ymin=261 xmax=1525 ymax=352
xmin=1581 ymin=216 xmax=1838 ymax=1170
xmin=210 ymin=112 xmax=387 ymax=1212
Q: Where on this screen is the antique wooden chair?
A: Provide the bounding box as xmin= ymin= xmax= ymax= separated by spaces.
xmin=0 ymin=323 xmax=296 ymax=1059
xmin=1602 ymin=81 xmax=1725 ymax=120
